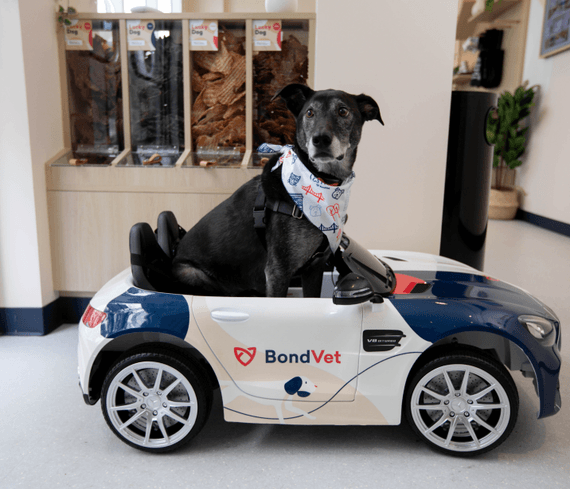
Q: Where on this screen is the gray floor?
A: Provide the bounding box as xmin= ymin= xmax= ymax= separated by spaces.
xmin=1 ymin=219 xmax=569 ymax=489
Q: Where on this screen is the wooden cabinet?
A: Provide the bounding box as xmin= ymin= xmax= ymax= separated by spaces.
xmin=47 ymin=12 xmax=315 ymax=293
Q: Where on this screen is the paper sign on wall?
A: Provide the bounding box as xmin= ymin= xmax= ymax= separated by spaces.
xmin=127 ymin=20 xmax=156 ymax=51
xmin=253 ymin=20 xmax=282 ymax=51
xmin=65 ymin=20 xmax=93 ymax=51
xmin=190 ymin=20 xmax=218 ymax=51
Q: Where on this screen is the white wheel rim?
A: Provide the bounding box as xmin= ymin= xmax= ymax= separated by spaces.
xmin=410 ymin=364 xmax=511 ymax=453
xmin=106 ymin=361 xmax=199 ymax=449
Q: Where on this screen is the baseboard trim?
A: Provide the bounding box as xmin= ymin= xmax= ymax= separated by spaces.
xmin=516 ymin=209 xmax=570 ymax=238
xmin=0 ymin=296 xmax=91 ymax=336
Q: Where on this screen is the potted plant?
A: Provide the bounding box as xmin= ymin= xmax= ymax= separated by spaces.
xmin=486 ymin=81 xmax=537 ymax=219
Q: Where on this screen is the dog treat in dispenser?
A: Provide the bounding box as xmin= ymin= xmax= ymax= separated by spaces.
xmin=64 ymin=20 xmax=123 ymax=165
xmin=190 ymin=22 xmax=246 ymax=167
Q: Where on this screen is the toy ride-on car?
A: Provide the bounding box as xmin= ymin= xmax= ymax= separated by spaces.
xmin=78 ymin=211 xmax=562 ymax=456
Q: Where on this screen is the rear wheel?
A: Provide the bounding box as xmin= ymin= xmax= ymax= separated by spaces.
xmin=405 ymin=350 xmax=518 ymax=456
xmin=101 ymin=351 xmax=210 ymax=453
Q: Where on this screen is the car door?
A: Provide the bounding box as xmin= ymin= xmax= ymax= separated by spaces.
xmin=192 ymin=296 xmax=363 ymax=402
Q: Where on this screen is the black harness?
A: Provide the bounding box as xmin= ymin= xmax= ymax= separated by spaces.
xmin=252 ymin=184 xmax=332 ymax=277
xmin=253 ymin=184 xmax=303 ymax=248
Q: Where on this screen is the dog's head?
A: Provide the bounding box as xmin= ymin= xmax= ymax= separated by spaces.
xmin=273 ymin=84 xmax=383 ymax=182
xmin=284 ymin=376 xmax=317 ymax=398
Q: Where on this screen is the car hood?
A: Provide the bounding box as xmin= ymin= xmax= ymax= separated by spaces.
xmin=374 ymin=250 xmax=557 ymax=321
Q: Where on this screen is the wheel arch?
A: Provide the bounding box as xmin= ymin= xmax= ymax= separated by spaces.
xmin=85 ymin=332 xmax=219 ymax=405
xmin=403 ymin=330 xmax=537 ymax=414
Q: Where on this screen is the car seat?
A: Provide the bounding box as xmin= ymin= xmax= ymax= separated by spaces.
xmin=129 ymin=222 xmax=175 ymax=292
xmin=156 ymin=210 xmax=186 ymax=258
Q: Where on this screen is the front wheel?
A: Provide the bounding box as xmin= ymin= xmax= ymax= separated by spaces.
xmin=101 ymin=351 xmax=211 ymax=453
xmin=405 ymin=350 xmax=518 ymax=456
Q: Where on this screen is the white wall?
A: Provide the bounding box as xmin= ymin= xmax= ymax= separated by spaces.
xmin=315 ymin=0 xmax=458 ymax=252
xmin=0 ymin=0 xmax=62 ymax=308
xmin=519 ymin=0 xmax=570 ymax=225
xmin=0 ymin=0 xmax=43 ymax=308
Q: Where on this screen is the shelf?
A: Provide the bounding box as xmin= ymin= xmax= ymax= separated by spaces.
xmin=456 ymin=0 xmax=521 ymax=39
xmin=468 ymin=0 xmax=520 ymax=24
xmin=453 ymin=73 xmax=473 ymax=85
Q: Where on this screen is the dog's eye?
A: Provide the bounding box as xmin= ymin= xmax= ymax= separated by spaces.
xmin=306 ymin=109 xmax=314 ymax=118
xmin=338 ymin=107 xmax=349 ymax=117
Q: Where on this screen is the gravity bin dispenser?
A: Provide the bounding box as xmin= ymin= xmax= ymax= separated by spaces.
xmin=64 ymin=20 xmax=124 ymax=165
xmin=123 ymin=20 xmax=184 ymax=166
xmin=440 ymin=90 xmax=497 ymax=271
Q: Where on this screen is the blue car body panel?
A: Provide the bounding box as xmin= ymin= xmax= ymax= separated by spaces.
xmin=102 ymin=287 xmax=190 ymax=340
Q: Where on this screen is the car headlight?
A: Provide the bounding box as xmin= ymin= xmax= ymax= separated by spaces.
xmin=519 ymin=315 xmax=556 ymax=347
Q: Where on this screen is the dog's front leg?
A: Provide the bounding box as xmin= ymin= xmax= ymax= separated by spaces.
xmin=301 ymin=268 xmax=324 ymax=298
xmin=264 ymin=215 xmax=324 ymax=297
xmin=264 ymin=216 xmax=296 ymax=297
xmin=264 ymin=257 xmax=291 ymax=298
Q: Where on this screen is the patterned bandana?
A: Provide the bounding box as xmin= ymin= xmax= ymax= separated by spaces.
xmin=258 ymin=144 xmax=355 ymax=252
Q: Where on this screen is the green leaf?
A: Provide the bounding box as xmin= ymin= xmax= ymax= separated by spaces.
xmin=491 ymin=83 xmax=535 ymax=171
xmin=513 ymin=135 xmax=526 ymax=147
xmin=64 ymin=18 xmax=72 ymax=25
xmin=59 ymin=5 xmax=65 ymax=13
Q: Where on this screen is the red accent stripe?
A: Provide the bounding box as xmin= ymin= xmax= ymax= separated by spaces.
xmin=393 ymin=273 xmax=427 ymax=295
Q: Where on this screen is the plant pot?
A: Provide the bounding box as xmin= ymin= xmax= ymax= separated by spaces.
xmin=492 ymin=167 xmax=516 ymax=189
xmin=489 ymin=188 xmax=519 ymax=220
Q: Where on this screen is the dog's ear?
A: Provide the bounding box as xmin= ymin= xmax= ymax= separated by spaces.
xmin=355 ymin=94 xmax=384 ymax=125
xmin=273 ymin=84 xmax=315 ymax=117
xmin=284 ymin=376 xmax=303 ymax=395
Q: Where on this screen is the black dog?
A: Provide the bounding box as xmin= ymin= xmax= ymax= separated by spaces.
xmin=172 ymin=84 xmax=383 ymax=297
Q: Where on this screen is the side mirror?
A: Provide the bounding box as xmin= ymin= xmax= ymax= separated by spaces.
xmin=333 ymin=273 xmax=380 ymax=305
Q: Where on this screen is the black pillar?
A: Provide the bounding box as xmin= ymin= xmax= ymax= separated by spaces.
xmin=440 ymin=90 xmax=497 ymax=271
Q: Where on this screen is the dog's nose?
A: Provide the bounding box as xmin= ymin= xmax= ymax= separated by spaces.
xmin=312 ymin=133 xmax=332 ymax=149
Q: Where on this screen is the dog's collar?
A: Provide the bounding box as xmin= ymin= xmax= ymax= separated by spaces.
xmin=315 ymin=175 xmax=341 ymax=187
xmin=258 ymin=144 xmax=354 ymax=252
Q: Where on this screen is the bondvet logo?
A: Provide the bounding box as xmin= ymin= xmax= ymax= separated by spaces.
xmin=235 ymin=346 xmax=341 ymax=366
xmin=234 ymin=347 xmax=256 ymax=366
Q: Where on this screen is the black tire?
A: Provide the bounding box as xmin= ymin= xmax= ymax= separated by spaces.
xmin=101 ymin=351 xmax=211 ymax=453
xmin=404 ymin=349 xmax=518 ymax=456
